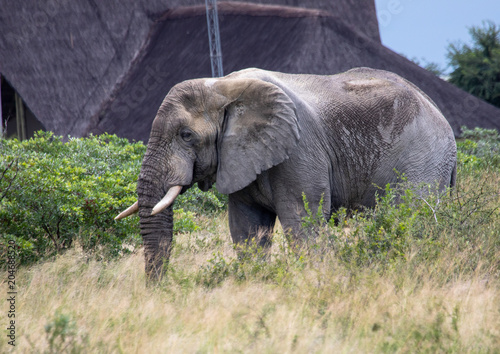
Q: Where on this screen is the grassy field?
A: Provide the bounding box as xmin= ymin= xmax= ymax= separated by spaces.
xmin=1 ymin=129 xmax=500 ymax=353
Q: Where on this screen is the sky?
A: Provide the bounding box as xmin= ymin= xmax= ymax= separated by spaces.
xmin=374 ymin=0 xmax=500 ymax=73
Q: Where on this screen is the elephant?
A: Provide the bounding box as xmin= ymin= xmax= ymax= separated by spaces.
xmin=116 ymin=67 xmax=457 ymax=280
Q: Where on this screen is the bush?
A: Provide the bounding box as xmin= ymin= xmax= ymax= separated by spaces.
xmin=195 ymin=241 xmax=305 ymax=289
xmin=176 ymin=184 xmax=227 ymax=215
xmin=0 ymin=132 xmax=145 ymax=265
xmin=43 ymin=311 xmax=88 ymax=353
xmin=457 ymin=126 xmax=500 ymax=168
xmin=173 ymin=208 xmax=199 ymax=234
xmin=0 ymin=132 xmax=227 ymax=267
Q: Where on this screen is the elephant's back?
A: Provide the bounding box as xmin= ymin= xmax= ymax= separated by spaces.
xmin=253 ymin=67 xmax=436 ymax=136
xmin=319 ymin=68 xmax=423 ymax=133
xmin=327 ymin=68 xmax=456 ymax=199
xmin=296 ymin=67 xmax=455 ymax=204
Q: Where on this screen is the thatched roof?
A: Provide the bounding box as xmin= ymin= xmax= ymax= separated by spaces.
xmin=0 ymin=0 xmax=166 ymax=136
xmin=1 ymin=0 xmax=498 ymax=142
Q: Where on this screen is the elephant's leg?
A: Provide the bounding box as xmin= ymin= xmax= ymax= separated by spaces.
xmin=274 ymin=186 xmax=332 ymax=241
xmin=228 ymin=194 xmax=276 ymax=249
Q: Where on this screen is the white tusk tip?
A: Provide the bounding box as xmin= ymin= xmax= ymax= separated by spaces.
xmin=150 ymin=185 xmax=183 ymax=216
xmin=151 ymin=206 xmax=162 ymax=216
xmin=114 ymin=201 xmax=139 ymax=220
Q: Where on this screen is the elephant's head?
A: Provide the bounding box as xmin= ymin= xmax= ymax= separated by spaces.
xmin=116 ymin=75 xmax=300 ymax=280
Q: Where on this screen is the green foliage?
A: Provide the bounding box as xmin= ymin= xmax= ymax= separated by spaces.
xmin=197 ymin=252 xmax=232 ymax=288
xmin=457 ymin=126 xmax=500 ymax=168
xmin=196 ymin=239 xmax=305 ymax=289
xmin=329 ymin=182 xmax=496 ymax=273
xmin=0 ymin=132 xmax=145 ymax=265
xmin=299 ymin=176 xmax=433 ymax=267
xmin=176 ymin=184 xmax=227 ymax=214
xmin=0 ymin=131 xmax=227 ymax=267
xmin=301 ymin=192 xmax=328 ymax=235
xmin=173 ymin=208 xmax=199 ymax=234
xmin=43 ymin=311 xmax=88 ymax=354
xmin=339 ymin=184 xmax=417 ymax=265
xmin=447 ymin=21 xmax=500 ymax=107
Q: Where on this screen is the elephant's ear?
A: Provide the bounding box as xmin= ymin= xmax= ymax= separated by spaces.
xmin=214 ymin=79 xmax=300 ymax=194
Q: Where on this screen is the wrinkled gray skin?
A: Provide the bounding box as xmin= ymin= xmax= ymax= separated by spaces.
xmin=134 ymin=67 xmax=457 ymax=280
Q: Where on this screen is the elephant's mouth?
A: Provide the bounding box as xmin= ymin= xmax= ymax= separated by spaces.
xmin=178 ymin=175 xmax=213 ymax=194
xmin=197 ymin=178 xmax=214 ymax=192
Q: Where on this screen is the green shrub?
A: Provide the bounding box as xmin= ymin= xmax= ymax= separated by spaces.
xmin=176 ymin=184 xmax=227 ymax=214
xmin=195 ymin=241 xmax=305 ymax=289
xmin=457 ymin=127 xmax=500 ymax=168
xmin=0 ymin=132 xmax=145 ymax=265
xmin=43 ymin=311 xmax=88 ymax=353
xmin=0 ymin=131 xmax=227 ymax=267
xmin=173 ymin=208 xmax=199 ymax=234
xmin=338 ymin=185 xmax=415 ymax=265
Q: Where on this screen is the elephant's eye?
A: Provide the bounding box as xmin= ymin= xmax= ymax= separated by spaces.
xmin=180 ymin=129 xmax=193 ymax=142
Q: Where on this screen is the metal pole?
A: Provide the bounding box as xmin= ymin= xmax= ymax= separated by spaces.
xmin=205 ymin=0 xmax=224 ymax=77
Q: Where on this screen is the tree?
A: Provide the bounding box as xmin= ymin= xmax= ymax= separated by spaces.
xmin=447 ymin=21 xmax=500 ymax=108
xmin=405 ymin=56 xmax=445 ymax=77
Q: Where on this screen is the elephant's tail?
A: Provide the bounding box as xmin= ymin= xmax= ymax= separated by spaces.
xmin=450 ymin=160 xmax=457 ymax=190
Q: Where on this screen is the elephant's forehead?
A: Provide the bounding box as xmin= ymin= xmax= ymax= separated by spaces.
xmin=156 ymin=102 xmax=212 ymax=134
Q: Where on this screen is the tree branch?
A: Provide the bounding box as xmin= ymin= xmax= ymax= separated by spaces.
xmin=0 ymin=159 xmax=18 ymax=202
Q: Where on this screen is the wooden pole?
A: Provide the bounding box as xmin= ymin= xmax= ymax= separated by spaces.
xmin=15 ymin=92 xmax=26 ymax=140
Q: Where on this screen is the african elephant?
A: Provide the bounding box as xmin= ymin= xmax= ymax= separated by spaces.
xmin=116 ymin=67 xmax=457 ymax=280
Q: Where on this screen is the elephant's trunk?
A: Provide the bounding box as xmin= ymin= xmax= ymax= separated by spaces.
xmin=137 ymin=161 xmax=174 ymax=282
xmin=138 ymin=204 xmax=173 ymax=282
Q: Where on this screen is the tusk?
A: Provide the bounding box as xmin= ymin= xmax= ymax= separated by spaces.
xmin=151 ymin=185 xmax=183 ymax=216
xmin=115 ymin=201 xmax=138 ymax=220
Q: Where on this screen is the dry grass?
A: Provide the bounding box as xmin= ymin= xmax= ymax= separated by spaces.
xmin=2 ymin=211 xmax=500 ymax=353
